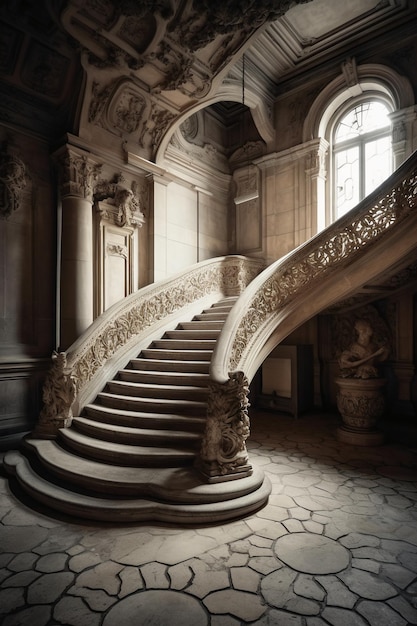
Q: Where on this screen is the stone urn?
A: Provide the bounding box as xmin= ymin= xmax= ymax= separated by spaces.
xmin=335 ymin=317 xmax=389 ymax=446
xmin=336 ymin=377 xmax=386 ymax=445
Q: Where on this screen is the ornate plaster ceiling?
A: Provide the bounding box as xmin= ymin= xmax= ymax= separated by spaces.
xmin=1 ymin=0 xmax=415 ymax=160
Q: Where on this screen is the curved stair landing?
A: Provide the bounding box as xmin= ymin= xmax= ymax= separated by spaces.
xmin=4 ymin=297 xmax=271 ymax=524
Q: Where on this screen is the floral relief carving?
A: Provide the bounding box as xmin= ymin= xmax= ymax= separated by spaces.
xmin=89 ymin=80 xmax=115 ymax=126
xmin=198 ymin=371 xmax=252 ymax=478
xmin=107 ymin=243 xmax=128 ymax=258
xmin=112 ymin=89 xmax=146 ymax=133
xmin=0 ymin=141 xmax=27 ymax=219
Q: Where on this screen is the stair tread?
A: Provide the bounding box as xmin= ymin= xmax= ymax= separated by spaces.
xmin=7 ymin=444 xmax=264 ymax=498
xmin=84 ymin=403 xmax=206 ymax=424
xmin=73 ymin=416 xmax=201 ymax=441
xmin=119 ymin=369 xmax=210 ymax=385
xmin=59 ymin=428 xmax=195 ymax=458
xmin=165 ymin=330 xmax=220 ymax=338
xmin=141 ymin=349 xmax=212 ymax=360
xmin=4 ymin=449 xmax=271 ymax=523
xmin=110 ymin=379 xmax=207 ymax=393
xmin=98 ymin=392 xmax=206 ymax=407
xmin=130 ymin=358 xmax=209 ymax=369
xmin=151 ymin=339 xmax=217 ymax=348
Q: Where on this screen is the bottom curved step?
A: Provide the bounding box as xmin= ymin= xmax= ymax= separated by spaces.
xmin=3 ymin=450 xmax=271 ymax=524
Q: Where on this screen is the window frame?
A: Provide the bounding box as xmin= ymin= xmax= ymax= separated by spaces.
xmin=326 ymin=94 xmax=394 ymax=223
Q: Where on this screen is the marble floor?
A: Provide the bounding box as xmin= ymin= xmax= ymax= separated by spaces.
xmin=1 ymin=410 xmax=417 ymax=626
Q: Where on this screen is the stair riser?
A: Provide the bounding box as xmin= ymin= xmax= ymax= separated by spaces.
xmin=141 ymin=350 xmax=212 ymax=361
xmin=97 ymin=394 xmax=207 ymax=416
xmin=179 ymin=322 xmax=223 ymax=331
xmin=118 ymin=370 xmax=210 ymax=387
xmin=107 ymin=381 xmax=208 ymax=400
xmin=58 ymin=434 xmax=196 ymax=468
xmin=83 ymin=405 xmax=206 ymax=432
xmin=164 ymin=330 xmax=220 ymax=340
xmin=193 ymin=314 xmax=228 ymax=321
xmin=151 ymin=340 xmax=217 ymax=350
xmin=129 ymin=359 xmax=210 ymax=373
xmin=72 ymin=419 xmax=201 ymax=449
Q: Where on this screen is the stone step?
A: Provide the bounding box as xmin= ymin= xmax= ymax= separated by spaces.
xmin=201 ymin=305 xmax=233 ymax=314
xmin=83 ymin=404 xmax=206 ymax=431
xmin=212 ymin=297 xmax=237 ymax=306
xmin=58 ymin=428 xmax=195 ymax=467
xmin=72 ymin=416 xmax=201 ymax=448
xmin=107 ymin=379 xmax=208 ymax=400
xmin=164 ymin=329 xmax=220 ymax=340
xmin=150 ymin=339 xmax=217 ymax=350
xmin=118 ymin=369 xmax=210 ymax=387
xmin=129 ymin=358 xmax=210 ymax=373
xmin=4 ymin=449 xmax=271 ymax=523
xmin=8 ymin=441 xmax=265 ymax=502
xmin=193 ymin=312 xmax=228 ymax=322
xmin=179 ymin=320 xmax=224 ymax=331
xmin=141 ymin=349 xmax=212 ymax=361
xmin=97 ymin=392 xmax=207 ymax=416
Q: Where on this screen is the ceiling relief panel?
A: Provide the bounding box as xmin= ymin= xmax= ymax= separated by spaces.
xmin=61 ymin=0 xmax=313 ymax=159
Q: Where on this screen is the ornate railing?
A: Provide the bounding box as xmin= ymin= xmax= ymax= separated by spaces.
xmin=198 ymin=150 xmax=417 ymax=479
xmin=35 ymin=255 xmax=264 ymax=438
xmin=211 ymin=150 xmax=417 ymax=386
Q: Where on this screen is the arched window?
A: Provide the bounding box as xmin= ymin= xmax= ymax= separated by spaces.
xmin=302 ymin=62 xmax=417 ymax=232
xmin=333 ymin=100 xmax=393 ymax=218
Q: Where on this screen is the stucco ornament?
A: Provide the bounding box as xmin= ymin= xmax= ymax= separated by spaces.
xmin=198 ymin=371 xmax=252 ymax=478
xmin=35 ymin=352 xmax=76 ymax=438
xmin=0 ymin=143 xmax=27 ymax=219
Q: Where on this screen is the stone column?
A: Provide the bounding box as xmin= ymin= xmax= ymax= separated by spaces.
xmin=55 ymin=146 xmax=102 ymax=349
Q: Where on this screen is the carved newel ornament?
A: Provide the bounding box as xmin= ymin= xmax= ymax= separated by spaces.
xmin=34 ymin=352 xmax=76 ymax=438
xmin=336 ymin=318 xmax=390 ymax=446
xmin=197 ymin=371 xmax=253 ymax=481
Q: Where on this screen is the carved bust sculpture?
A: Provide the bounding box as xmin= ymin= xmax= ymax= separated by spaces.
xmin=338 ymin=319 xmax=389 ymax=379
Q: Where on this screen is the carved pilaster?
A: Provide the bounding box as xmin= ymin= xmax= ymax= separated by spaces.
xmin=34 ymin=352 xmax=76 ymax=438
xmin=0 ymin=141 xmax=28 ymax=219
xmin=197 ymin=371 xmax=252 ymax=481
xmin=390 ymin=106 xmax=417 ymax=168
xmin=55 ymin=147 xmax=102 ymax=201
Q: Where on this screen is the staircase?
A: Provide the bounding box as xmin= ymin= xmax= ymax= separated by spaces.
xmin=4 ymin=297 xmax=271 ymax=524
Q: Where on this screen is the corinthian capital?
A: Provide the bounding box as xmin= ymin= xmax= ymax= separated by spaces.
xmin=55 ymin=147 xmax=102 ymax=202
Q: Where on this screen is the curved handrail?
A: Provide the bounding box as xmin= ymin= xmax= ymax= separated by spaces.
xmin=211 ymin=149 xmax=417 ymax=384
xmin=36 ymin=255 xmax=264 ymax=437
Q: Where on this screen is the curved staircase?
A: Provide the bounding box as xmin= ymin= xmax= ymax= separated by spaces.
xmin=4 ymin=297 xmax=271 ymax=524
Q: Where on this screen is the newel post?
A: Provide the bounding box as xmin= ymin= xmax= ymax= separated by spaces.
xmin=33 ymin=351 xmax=76 ymax=439
xmin=196 ymin=371 xmax=253 ymax=481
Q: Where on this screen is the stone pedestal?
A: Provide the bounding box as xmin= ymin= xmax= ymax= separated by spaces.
xmin=335 ymin=377 xmax=386 ymax=446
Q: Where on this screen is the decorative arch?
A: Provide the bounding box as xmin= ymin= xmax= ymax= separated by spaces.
xmin=155 ymin=83 xmax=275 ymax=165
xmin=303 ymin=61 xmax=414 ymax=143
